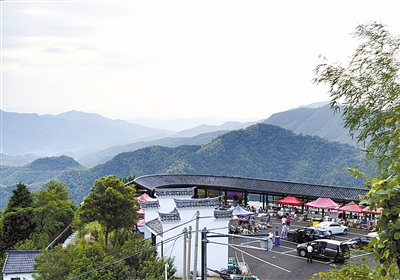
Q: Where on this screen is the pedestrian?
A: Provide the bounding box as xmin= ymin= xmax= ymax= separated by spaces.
xmin=281 ymin=223 xmax=287 ymax=239
xmin=282 ymin=215 xmax=286 ymax=225
xmin=307 ymin=242 xmax=313 ymax=263
xmin=266 ymin=213 xmax=271 ymax=226
xmin=274 ymin=226 xmax=280 ymax=246
xmin=286 ymin=216 xmax=291 ymax=227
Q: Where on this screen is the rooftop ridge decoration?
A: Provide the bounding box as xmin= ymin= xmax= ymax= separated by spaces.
xmin=174 ymin=197 xmax=220 ymax=208
xmin=214 ymin=209 xmax=233 ymax=219
xmin=158 ymin=207 xmax=181 ymax=222
xmin=155 ymin=187 xmax=196 ymax=197
xmin=146 ymin=218 xmax=163 ymax=235
xmin=139 ymin=200 xmax=160 ymax=209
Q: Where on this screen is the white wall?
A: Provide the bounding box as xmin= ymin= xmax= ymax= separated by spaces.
xmin=3 ymin=272 xmax=35 ymax=280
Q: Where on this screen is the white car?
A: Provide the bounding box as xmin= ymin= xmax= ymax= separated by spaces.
xmin=316 ymin=222 xmax=348 ymax=235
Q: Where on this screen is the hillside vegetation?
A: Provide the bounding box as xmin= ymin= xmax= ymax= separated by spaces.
xmin=0 ymin=124 xmax=372 ymax=209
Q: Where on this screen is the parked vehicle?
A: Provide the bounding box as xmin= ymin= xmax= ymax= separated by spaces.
xmin=297 ymin=239 xmax=350 ymax=263
xmin=315 ymin=221 xmax=348 ymax=235
xmin=287 ymin=227 xmax=331 ymax=243
xmin=347 ymin=235 xmax=374 ymax=250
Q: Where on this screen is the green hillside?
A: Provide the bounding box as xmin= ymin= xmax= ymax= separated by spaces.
xmin=0 ymin=124 xmax=372 ymax=209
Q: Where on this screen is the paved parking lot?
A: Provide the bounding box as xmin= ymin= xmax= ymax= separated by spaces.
xmin=222 ymin=219 xmax=377 ymax=280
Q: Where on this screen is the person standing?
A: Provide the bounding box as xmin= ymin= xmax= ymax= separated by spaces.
xmin=307 ymin=242 xmax=313 ymax=263
xmin=266 ymin=213 xmax=271 ymax=227
xmin=274 ymin=226 xmax=280 ymax=246
xmin=281 ymin=223 xmax=287 ymax=239
xmin=286 ymin=216 xmax=291 ymax=227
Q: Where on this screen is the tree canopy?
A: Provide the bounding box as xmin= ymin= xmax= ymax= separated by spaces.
xmin=0 ymin=182 xmax=35 ymax=253
xmin=79 ymin=175 xmax=140 ymax=247
xmin=314 ymin=21 xmax=400 ymax=277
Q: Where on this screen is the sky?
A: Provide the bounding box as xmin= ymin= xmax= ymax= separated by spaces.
xmin=1 ymin=0 xmax=400 ymax=125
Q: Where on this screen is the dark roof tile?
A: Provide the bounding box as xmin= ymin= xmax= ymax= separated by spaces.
xmin=2 ymin=250 xmax=41 ymax=274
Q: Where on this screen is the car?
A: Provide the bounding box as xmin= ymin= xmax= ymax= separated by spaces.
xmin=315 ymin=221 xmax=348 ymax=235
xmin=287 ymin=227 xmax=331 ymax=243
xmin=297 ymin=239 xmax=350 ymax=263
xmin=347 ymin=235 xmax=374 ymax=250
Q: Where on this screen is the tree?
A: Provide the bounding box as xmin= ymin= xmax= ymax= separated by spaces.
xmin=31 ymin=180 xmax=77 ymax=248
xmin=33 ymin=225 xmax=176 ymax=279
xmin=79 ymin=175 xmax=140 ymax=247
xmin=0 ymin=182 xmax=35 ymax=252
xmin=313 ymin=22 xmax=400 ymax=276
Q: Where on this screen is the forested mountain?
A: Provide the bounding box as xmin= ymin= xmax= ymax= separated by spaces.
xmin=77 ymin=130 xmax=228 ymax=167
xmin=0 ymin=124 xmax=372 ymax=209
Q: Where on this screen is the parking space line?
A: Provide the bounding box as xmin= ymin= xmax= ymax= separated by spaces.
xmin=229 ymin=244 xmax=292 ymax=273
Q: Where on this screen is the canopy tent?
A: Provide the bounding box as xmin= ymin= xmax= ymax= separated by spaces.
xmin=138 ymin=208 xmax=145 ymax=217
xmin=277 ymin=196 xmax=303 ymax=206
xmin=232 ymin=205 xmax=255 ymax=217
xmin=362 ymin=206 xmax=383 ymax=214
xmin=338 ymin=201 xmax=364 ymax=213
xmin=137 ymin=193 xmax=157 ymax=202
xmin=305 ymin=197 xmax=341 ymax=209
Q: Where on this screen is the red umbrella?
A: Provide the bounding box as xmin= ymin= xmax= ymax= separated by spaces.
xmin=277 ymin=196 xmax=303 ymax=206
xmin=305 ymin=197 xmax=341 ymax=209
xmin=338 ymin=201 xmax=364 ymax=213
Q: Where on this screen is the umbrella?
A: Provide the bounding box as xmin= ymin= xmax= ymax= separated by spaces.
xmin=338 ymin=201 xmax=364 ymax=213
xmin=277 ymin=196 xmax=303 ymax=206
xmin=305 ymin=197 xmax=341 ymax=209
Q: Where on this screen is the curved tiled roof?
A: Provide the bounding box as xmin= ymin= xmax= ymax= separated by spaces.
xmin=130 ymin=174 xmax=368 ymax=202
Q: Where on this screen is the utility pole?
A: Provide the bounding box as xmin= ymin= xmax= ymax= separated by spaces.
xmin=187 ymin=226 xmax=192 ymax=279
xmin=193 ymin=211 xmax=200 ymax=280
xmin=183 ymin=228 xmax=187 ymax=280
xmin=201 ymin=227 xmax=208 ymax=280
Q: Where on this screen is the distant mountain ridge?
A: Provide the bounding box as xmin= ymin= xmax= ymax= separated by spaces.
xmin=264 ymin=104 xmax=358 ymax=146
xmin=0 ymin=110 xmax=173 ymax=158
xmin=1 ymin=103 xmax=356 ymax=167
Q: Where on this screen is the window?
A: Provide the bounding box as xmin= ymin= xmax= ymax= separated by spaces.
xmin=326 ymin=243 xmax=337 ymax=250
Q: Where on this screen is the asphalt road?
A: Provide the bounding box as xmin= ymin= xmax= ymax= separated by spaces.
xmin=222 ymin=218 xmax=377 ymax=280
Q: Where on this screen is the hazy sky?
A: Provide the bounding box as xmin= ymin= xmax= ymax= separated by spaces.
xmin=2 ymin=0 xmax=399 ymax=123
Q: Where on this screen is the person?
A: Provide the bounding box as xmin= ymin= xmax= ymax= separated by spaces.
xmin=274 ymin=226 xmax=280 ymax=246
xmin=281 ymin=223 xmax=287 ymax=239
xmin=286 ymin=216 xmax=291 ymax=226
xmin=266 ymin=213 xmax=271 ymax=225
xmin=307 ymin=242 xmax=313 ymax=263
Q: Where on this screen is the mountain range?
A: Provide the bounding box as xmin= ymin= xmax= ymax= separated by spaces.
xmin=1 ymin=103 xmax=357 ymax=167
